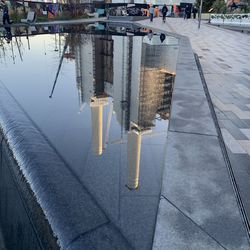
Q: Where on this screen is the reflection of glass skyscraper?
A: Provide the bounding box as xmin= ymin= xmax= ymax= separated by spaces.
xmin=73 ymin=34 xmax=113 ymax=106
xmin=73 ymin=34 xmax=113 ymax=155
xmin=71 ymin=32 xmax=178 ymax=186
xmin=73 ymin=33 xmax=178 ymax=130
xmin=125 ymin=36 xmax=178 ymax=188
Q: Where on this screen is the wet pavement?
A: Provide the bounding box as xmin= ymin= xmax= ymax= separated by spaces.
xmin=0 ymin=18 xmax=250 ymax=249
xmin=138 ymin=17 xmax=250 ymax=249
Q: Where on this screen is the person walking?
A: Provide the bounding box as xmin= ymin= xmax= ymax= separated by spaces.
xmin=149 ymin=5 xmax=154 ymax=22
xmin=161 ymin=4 xmax=168 ymax=23
xmin=183 ymin=5 xmax=189 ymax=20
xmin=0 ymin=0 xmax=13 ymax=25
xmin=192 ymin=6 xmax=198 ymax=19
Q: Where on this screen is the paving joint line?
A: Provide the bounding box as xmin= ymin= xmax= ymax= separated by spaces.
xmin=65 ymin=221 xmax=111 ymax=249
xmin=168 ymin=128 xmax=218 ymax=138
xmin=161 ymin=195 xmax=228 ymax=250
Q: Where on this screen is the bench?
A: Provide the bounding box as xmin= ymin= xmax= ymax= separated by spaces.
xmin=21 ymin=11 xmax=36 ymax=23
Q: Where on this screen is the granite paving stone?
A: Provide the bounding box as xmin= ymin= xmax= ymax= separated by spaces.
xmin=169 ymin=89 xmax=217 ymax=136
xmin=160 ymin=131 xmax=250 ymax=249
xmin=153 ymin=198 xmax=225 ymax=250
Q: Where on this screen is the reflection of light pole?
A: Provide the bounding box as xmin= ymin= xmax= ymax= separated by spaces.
xmin=49 ymin=43 xmax=68 ymax=98
xmin=10 ymin=40 xmax=15 ymax=64
xmin=26 ymin=28 xmax=30 ymax=50
xmin=54 ymin=34 xmax=58 ymax=52
xmin=198 ymin=0 xmax=203 ymax=29
xmin=15 ymin=36 xmax=23 ymax=62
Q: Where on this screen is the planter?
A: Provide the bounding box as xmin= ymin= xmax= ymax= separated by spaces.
xmin=210 ymin=13 xmax=250 ymax=27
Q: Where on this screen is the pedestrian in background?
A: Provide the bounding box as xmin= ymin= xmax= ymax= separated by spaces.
xmin=0 ymin=0 xmax=13 ymax=25
xmin=183 ymin=5 xmax=189 ymax=20
xmin=192 ymin=6 xmax=198 ymax=19
xmin=149 ymin=5 xmax=154 ymax=22
xmin=162 ymin=4 xmax=168 ymax=23
xmin=4 ymin=26 xmax=12 ymax=43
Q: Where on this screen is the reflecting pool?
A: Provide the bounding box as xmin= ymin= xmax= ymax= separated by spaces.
xmin=0 ymin=23 xmax=179 ymax=249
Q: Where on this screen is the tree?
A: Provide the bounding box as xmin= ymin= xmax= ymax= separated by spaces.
xmin=212 ymin=0 xmax=227 ymax=13
xmin=196 ymin=0 xmax=216 ymax=12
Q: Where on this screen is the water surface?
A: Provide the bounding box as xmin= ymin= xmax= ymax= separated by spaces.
xmin=0 ymin=23 xmax=179 ymax=249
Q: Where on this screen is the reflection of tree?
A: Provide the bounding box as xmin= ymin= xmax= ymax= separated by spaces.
xmin=66 ymin=32 xmax=89 ymax=56
xmin=0 ymin=27 xmax=25 ymax=63
xmin=65 ymin=1 xmax=92 ymax=17
xmin=0 ymin=37 xmax=7 ymax=62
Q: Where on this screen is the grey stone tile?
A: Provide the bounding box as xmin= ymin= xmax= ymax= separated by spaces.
xmin=218 ymin=119 xmax=249 ymax=140
xmin=176 ymin=62 xmax=198 ymax=71
xmin=174 ymin=69 xmax=203 ymax=91
xmin=169 ymin=89 xmax=217 ymax=136
xmin=223 ymin=111 xmax=250 ymax=128
xmin=119 ymin=196 xmax=159 ymax=250
xmin=153 ymin=198 xmax=225 ymax=250
xmin=161 ymin=131 xmax=250 ymax=249
xmin=221 ymin=128 xmax=247 ymax=154
xmin=240 ymin=119 xmax=250 ymax=127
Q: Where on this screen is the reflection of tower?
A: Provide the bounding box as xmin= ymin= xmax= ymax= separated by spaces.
xmin=73 ymin=34 xmax=113 ymax=109
xmin=127 ymin=123 xmax=152 ymax=190
xmin=75 ymin=42 xmax=84 ymax=110
xmin=136 ymin=38 xmax=178 ymax=125
xmin=126 ymin=35 xmax=178 ymax=189
xmin=90 ymin=97 xmax=108 ymax=155
xmin=113 ymin=35 xmax=134 ymax=131
xmin=72 ymin=34 xmax=113 ymax=155
xmin=127 ymin=128 xmax=141 ymax=189
xmin=112 ymin=35 xmax=178 ymax=132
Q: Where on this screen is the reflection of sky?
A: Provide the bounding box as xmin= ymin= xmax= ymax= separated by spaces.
xmin=0 ymin=30 xmax=177 ymax=250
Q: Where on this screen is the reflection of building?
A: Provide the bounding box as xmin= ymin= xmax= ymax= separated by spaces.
xmin=74 ymin=34 xmax=112 ymax=154
xmin=71 ymin=32 xmax=178 ymax=187
xmin=112 ymin=35 xmax=178 ymax=132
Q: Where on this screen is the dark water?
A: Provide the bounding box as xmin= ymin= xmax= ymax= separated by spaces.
xmin=0 ymin=23 xmax=179 ymax=249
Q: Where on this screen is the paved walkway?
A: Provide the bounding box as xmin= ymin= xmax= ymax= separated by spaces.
xmin=138 ymin=17 xmax=250 ymax=247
